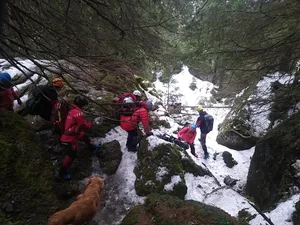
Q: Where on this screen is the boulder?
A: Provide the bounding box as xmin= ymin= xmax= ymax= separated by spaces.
xmin=97 ymin=140 xmax=122 ymax=175
xmin=246 ymin=112 xmax=300 ymax=210
xmin=134 ymin=138 xmax=210 ymax=199
xmin=121 ymin=194 xmax=248 ymax=225
xmin=222 ymin=151 xmax=238 ymax=168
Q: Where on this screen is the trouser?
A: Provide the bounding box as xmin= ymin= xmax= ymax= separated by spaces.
xmin=200 ymin=133 xmax=208 ymax=154
xmin=59 ymin=142 xmax=77 ymax=176
xmin=59 ymin=135 xmax=93 ymax=176
xmin=79 ymin=134 xmax=93 ymax=149
xmin=189 ymin=143 xmax=196 ymax=155
xmin=126 ymin=129 xmax=139 ymax=152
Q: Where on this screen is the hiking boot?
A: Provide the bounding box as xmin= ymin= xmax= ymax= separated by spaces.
xmin=204 ymin=152 xmax=209 ymax=159
xmin=62 ymin=173 xmax=72 ymax=181
xmin=193 ymin=154 xmax=199 ymax=158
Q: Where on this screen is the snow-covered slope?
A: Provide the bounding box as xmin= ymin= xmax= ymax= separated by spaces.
xmin=95 ymin=66 xmax=299 ymax=225
xmin=1 ymin=60 xmax=299 ymax=225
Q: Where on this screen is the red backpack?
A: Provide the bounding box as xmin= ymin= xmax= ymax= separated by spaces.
xmin=51 ymin=100 xmax=71 ymax=135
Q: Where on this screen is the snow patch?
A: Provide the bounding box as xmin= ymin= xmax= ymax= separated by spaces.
xmin=164 ymin=175 xmax=181 ymax=191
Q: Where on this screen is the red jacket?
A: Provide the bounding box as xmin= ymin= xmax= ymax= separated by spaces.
xmin=0 ymin=87 xmax=19 ymax=110
xmin=177 ymin=126 xmax=197 ymax=144
xmin=120 ymin=107 xmax=150 ymax=134
xmin=60 ymin=104 xmax=92 ymax=144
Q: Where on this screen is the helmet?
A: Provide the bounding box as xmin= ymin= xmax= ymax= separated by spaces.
xmin=191 ymin=124 xmax=197 ymax=129
xmin=133 ymin=90 xmax=141 ymax=97
xmin=74 ymin=95 xmax=88 ymax=108
xmin=52 ymin=77 xmax=64 ymax=89
xmin=123 ymin=97 xmax=134 ymax=104
xmin=197 ymin=106 xmax=203 ymax=112
xmin=0 ymin=72 xmax=12 ymax=88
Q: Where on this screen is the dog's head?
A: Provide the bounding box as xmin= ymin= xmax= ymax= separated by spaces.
xmin=87 ymin=176 xmax=104 ymax=189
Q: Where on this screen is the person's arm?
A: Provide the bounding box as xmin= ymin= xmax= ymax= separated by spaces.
xmin=75 ymin=111 xmax=92 ymax=131
xmin=196 ymin=117 xmax=201 ymax=127
xmin=139 ymin=108 xmax=151 ymax=134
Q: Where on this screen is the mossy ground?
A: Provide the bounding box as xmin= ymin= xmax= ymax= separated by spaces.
xmin=135 ymin=139 xmax=210 ymax=199
xmin=121 ymin=194 xmax=249 ymax=225
xmin=0 ymin=111 xmax=60 ymax=225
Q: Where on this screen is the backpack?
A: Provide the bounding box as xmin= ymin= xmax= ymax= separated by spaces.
xmin=26 ymin=85 xmax=58 ymax=120
xmin=117 ymin=100 xmax=141 ymax=117
xmin=115 ymin=93 xmax=138 ymax=117
xmin=204 ymin=114 xmax=214 ymax=133
xmin=51 ymin=100 xmax=71 ymax=135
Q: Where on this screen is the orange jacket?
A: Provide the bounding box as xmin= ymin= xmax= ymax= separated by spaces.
xmin=120 ymin=107 xmax=150 ymax=134
xmin=177 ymin=126 xmax=197 ymax=144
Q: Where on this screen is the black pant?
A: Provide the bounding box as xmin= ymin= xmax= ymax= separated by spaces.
xmin=126 ymin=129 xmax=139 ymax=152
xmin=200 ymin=133 xmax=208 ymax=153
xmin=189 ymin=143 xmax=195 ymax=155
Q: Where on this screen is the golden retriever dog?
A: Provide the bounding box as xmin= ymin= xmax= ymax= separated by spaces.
xmin=47 ymin=177 xmax=104 ymax=225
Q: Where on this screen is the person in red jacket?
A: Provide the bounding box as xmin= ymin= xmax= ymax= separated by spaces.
xmin=177 ymin=124 xmax=198 ymax=158
xmin=0 ymin=72 xmax=22 ymax=111
xmin=120 ymin=97 xmax=152 ymax=152
xmin=59 ymin=95 xmax=96 ymax=180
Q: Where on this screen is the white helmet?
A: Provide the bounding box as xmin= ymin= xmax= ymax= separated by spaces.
xmin=123 ymin=97 xmax=134 ymax=104
xmin=133 ymin=90 xmax=141 ymax=97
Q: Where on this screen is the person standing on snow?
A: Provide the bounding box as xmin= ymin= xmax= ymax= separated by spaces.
xmin=132 ymin=89 xmax=150 ymax=110
xmin=120 ymin=97 xmax=152 ymax=152
xmin=59 ymin=95 xmax=99 ymax=180
xmin=196 ymin=106 xmax=213 ymax=159
xmin=0 ymin=72 xmax=22 ymax=111
xmin=177 ymin=124 xmax=198 ymax=158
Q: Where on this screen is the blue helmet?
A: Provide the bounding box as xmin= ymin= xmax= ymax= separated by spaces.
xmin=191 ymin=124 xmax=197 ymax=129
xmin=0 ymin=72 xmax=12 ymax=88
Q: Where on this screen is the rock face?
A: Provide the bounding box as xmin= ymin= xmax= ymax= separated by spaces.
xmin=134 ymin=139 xmax=210 ymax=199
xmin=246 ymin=112 xmax=300 ymax=210
xmin=121 ymin=194 xmax=248 ymax=225
xmin=97 ymin=140 xmax=122 ymax=175
xmin=0 ymin=111 xmax=60 ymax=225
xmin=216 ymin=86 xmax=259 ymax=150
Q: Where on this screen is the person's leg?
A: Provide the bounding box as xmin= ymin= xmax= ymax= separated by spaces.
xmin=190 ymin=143 xmax=198 ymax=157
xmin=200 ymin=133 xmax=209 ymax=158
xmin=127 ymin=129 xmax=138 ymax=152
xmin=59 ymin=142 xmax=77 ymax=180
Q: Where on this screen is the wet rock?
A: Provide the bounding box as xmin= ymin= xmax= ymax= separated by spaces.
xmin=246 ymin=112 xmax=300 ymax=210
xmin=1 ymin=202 xmax=14 ymax=213
xmin=224 ymin=175 xmax=238 ymax=187
xmin=97 ymin=140 xmax=122 ymax=175
xmin=222 ymin=151 xmax=238 ymax=168
xmin=134 ymin=139 xmax=210 ymax=199
xmin=24 ymin=115 xmax=52 ymax=131
xmin=121 ymin=194 xmax=246 ymax=225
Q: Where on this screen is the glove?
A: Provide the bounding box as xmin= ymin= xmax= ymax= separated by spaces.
xmin=146 ymin=132 xmax=153 ymax=137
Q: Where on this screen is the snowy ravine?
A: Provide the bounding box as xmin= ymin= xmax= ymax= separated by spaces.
xmin=92 ymin=66 xmax=299 ymax=225
xmin=1 ymin=60 xmax=299 ymax=225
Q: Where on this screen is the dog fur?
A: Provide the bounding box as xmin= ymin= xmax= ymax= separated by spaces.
xmin=47 ymin=177 xmax=104 ymax=225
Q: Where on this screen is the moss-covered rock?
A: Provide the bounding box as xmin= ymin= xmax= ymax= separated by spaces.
xmin=134 ymin=139 xmax=210 ymax=199
xmin=97 ymin=140 xmax=122 ymax=175
xmin=121 ymin=194 xmax=249 ymax=225
xmin=0 ymin=111 xmax=60 ymax=225
xmin=216 ymin=85 xmax=259 ymax=150
xmin=293 ymin=200 xmax=300 ymax=225
xmin=246 ymin=111 xmax=300 ymax=210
